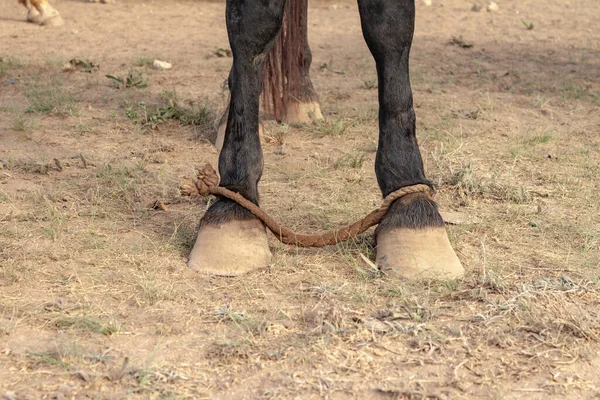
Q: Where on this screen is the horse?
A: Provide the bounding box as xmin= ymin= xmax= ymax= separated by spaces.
xmin=188 ymin=0 xmax=464 ymax=280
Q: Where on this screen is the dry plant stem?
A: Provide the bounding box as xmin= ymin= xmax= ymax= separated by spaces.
xmin=190 ymin=164 xmax=433 ymax=247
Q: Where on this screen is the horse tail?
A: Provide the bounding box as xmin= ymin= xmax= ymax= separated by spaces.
xmin=262 ymin=0 xmax=310 ymax=122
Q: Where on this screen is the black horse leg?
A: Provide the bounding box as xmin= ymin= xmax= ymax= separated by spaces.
xmin=357 ymin=0 xmax=464 ymax=279
xmin=188 ymin=0 xmax=287 ymax=276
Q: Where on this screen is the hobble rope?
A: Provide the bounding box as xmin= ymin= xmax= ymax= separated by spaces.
xmin=181 ymin=164 xmax=433 ymax=248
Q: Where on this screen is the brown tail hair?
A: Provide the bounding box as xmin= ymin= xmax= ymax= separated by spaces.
xmin=262 ymin=0 xmax=310 ymax=122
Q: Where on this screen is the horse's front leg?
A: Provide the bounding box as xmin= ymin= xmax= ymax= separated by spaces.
xmin=358 ymin=0 xmax=464 ymax=279
xmin=188 ymin=0 xmax=287 ymax=276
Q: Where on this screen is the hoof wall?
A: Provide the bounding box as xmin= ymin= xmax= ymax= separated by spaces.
xmin=376 ymin=227 xmax=464 ymax=280
xmin=27 ymin=10 xmax=43 ymax=24
xmin=282 ymin=102 xmax=323 ymax=125
xmin=188 ymin=219 xmax=271 ymax=276
xmin=41 ymin=15 xmax=65 ymax=27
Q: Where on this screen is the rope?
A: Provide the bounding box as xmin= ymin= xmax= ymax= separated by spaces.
xmin=181 ymin=164 xmax=433 ymax=248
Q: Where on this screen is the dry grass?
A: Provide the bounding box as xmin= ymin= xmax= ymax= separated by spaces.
xmin=1 ymin=0 xmax=599 ymax=398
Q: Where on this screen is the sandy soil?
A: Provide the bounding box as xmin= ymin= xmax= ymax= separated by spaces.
xmin=1 ymin=0 xmax=599 ymax=398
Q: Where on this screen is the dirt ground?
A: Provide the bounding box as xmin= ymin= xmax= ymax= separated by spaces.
xmin=1 ymin=0 xmax=599 ymax=398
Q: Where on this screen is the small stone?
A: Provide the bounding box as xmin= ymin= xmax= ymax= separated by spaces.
xmin=423 ymin=0 xmax=432 ymax=5
xmin=152 ymin=60 xmax=172 ymax=70
xmin=2 ymin=392 xmax=17 ymax=400
xmin=487 ymin=1 xmax=499 ymax=11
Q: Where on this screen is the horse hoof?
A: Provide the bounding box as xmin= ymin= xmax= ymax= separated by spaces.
xmin=187 ymin=219 xmax=271 ymax=276
xmin=41 ymin=15 xmax=65 ymax=27
xmin=282 ymin=101 xmax=323 ymax=125
xmin=27 ymin=9 xmax=43 ymax=24
xmin=376 ymin=227 xmax=464 ymax=280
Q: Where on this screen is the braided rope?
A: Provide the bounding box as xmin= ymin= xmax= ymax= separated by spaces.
xmin=182 ymin=164 xmax=433 ymax=247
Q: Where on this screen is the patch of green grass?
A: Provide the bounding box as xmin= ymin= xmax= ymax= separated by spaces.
xmin=524 ymin=131 xmax=553 ymax=145
xmin=351 ymin=289 xmax=370 ymax=304
xmin=125 ymin=98 xmax=213 ymax=131
xmin=215 ymin=306 xmax=248 ymax=324
xmin=135 ymin=57 xmax=154 ymax=67
xmin=308 ymin=210 xmax=333 ymax=230
xmin=509 ymin=146 xmax=523 ymax=159
xmin=53 ymin=315 xmax=118 ymax=335
xmin=106 ymin=71 xmax=147 ymax=89
xmin=314 ymin=116 xmax=353 ymax=137
xmin=45 ymin=56 xmax=65 ymax=67
xmin=442 ymin=165 xmax=533 ymax=204
xmin=25 ymin=78 xmax=78 ymax=115
xmin=356 ymin=107 xmax=378 ymax=124
xmin=27 ymin=351 xmax=69 ymax=369
xmin=75 ymin=121 xmax=92 ymax=134
xmin=4 ymin=157 xmax=53 ymax=174
xmin=521 ymin=20 xmax=535 ymax=30
xmin=95 ymin=162 xmax=146 ymax=208
xmin=334 ymin=153 xmax=365 ymax=169
xmin=137 ymin=277 xmax=160 ymax=306
xmin=214 ymin=305 xmax=262 ymax=334
xmin=0 ymin=56 xmax=23 ymax=77
xmin=13 ymin=113 xmax=26 ymax=131
xmin=0 ymin=190 xmax=11 ymax=204
xmin=561 ymin=84 xmax=593 ymax=101
xmin=41 ymin=224 xmax=60 ymax=241
xmin=125 ymin=102 xmax=140 ymax=121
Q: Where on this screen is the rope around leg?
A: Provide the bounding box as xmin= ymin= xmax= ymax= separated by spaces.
xmin=181 ymin=164 xmax=433 ymax=248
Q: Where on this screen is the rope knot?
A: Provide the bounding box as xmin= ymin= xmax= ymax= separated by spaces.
xmin=195 ymin=164 xmax=220 ymax=197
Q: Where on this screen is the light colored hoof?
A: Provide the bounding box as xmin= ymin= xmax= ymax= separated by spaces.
xmin=376 ymin=227 xmax=464 ymax=280
xmin=26 ymin=9 xmax=43 ymax=24
xmin=41 ymin=15 xmax=64 ymax=27
xmin=282 ymin=101 xmax=323 ymax=125
xmin=36 ymin=3 xmax=64 ymax=27
xmin=188 ymin=219 xmax=271 ymax=276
